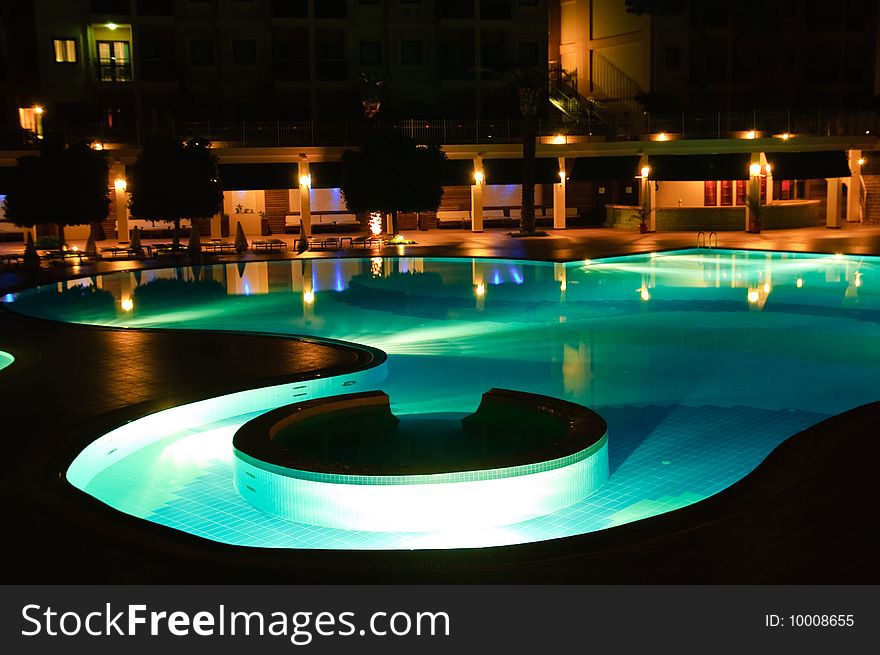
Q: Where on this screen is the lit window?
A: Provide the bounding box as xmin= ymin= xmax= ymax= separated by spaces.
xmin=53 ymin=39 xmax=77 ymax=63
xmin=19 ymin=107 xmax=38 ymax=132
xmin=97 ymin=40 xmax=132 ymax=81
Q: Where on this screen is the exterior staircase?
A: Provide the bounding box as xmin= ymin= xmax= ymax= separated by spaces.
xmin=862 ymin=175 xmax=880 ymax=224
xmin=548 ymin=65 xmax=631 ymax=138
xmin=548 ymin=54 xmax=647 ymax=139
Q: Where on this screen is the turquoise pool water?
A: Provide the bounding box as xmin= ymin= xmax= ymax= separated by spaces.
xmin=6 ymin=249 xmax=878 ymax=549
xmin=0 ymin=351 xmax=13 ymax=371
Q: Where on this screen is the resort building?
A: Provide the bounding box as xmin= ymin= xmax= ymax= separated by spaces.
xmin=0 ymin=0 xmax=878 ymax=241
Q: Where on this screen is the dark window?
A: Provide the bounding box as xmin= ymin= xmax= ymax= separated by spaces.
xmin=846 ymin=0 xmax=872 ymax=30
xmin=316 ymin=28 xmax=347 ymax=80
xmin=360 ymin=41 xmax=382 ymax=66
xmin=400 ymin=40 xmax=423 ymax=66
xmin=272 ymin=0 xmax=308 ymax=16
xmin=136 ymin=0 xmax=173 ymax=16
xmin=665 ymin=47 xmax=679 ymax=70
xmin=53 ymin=38 xmax=77 ymax=63
xmin=517 ymin=41 xmax=539 ymax=67
xmin=704 ymin=181 xmax=717 ymax=206
xmin=91 ymin=0 xmax=130 ymax=14
xmin=97 ymin=40 xmax=132 ymax=81
xmin=233 ymin=39 xmax=257 ymax=65
xmin=139 ymin=28 xmax=176 ymax=80
xmin=437 ymin=30 xmax=474 ymax=80
xmin=315 ymin=0 xmax=346 ymax=18
xmin=482 ymin=35 xmax=505 ymax=73
xmin=805 ymin=0 xmax=841 ymax=30
xmin=272 ymin=28 xmax=309 ymax=80
xmin=438 ymin=0 xmax=474 ymax=19
xmin=808 ymin=44 xmax=839 ymax=82
xmin=780 ymin=49 xmax=794 ymax=71
xmin=481 ymin=0 xmax=511 ymax=19
xmin=190 ymin=40 xmax=215 ymax=66
xmin=719 ymin=180 xmax=733 ymax=206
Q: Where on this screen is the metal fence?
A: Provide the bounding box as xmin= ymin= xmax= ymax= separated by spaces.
xmin=645 ymin=110 xmax=878 ymax=139
xmin=2 ymin=110 xmax=876 ymax=150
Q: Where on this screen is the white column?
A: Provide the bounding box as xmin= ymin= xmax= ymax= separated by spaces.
xmin=111 ymin=161 xmax=129 ymax=243
xmin=553 ymin=156 xmax=567 ymax=229
xmin=639 ymin=154 xmax=655 ymax=232
xmin=298 ymin=160 xmax=312 ymax=238
xmin=746 ymin=154 xmax=761 ymax=231
xmin=847 ymin=150 xmax=863 ymax=222
xmin=761 ymin=152 xmax=773 ymax=203
xmin=210 ymin=213 xmax=222 ymax=239
xmin=471 ymin=155 xmax=484 ymax=232
xmin=826 ymin=177 xmax=843 ymax=229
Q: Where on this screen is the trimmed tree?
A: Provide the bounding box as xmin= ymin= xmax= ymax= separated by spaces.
xmin=513 ymin=67 xmax=544 ymax=236
xmin=129 ymin=137 xmax=222 ymax=248
xmin=4 ymin=142 xmax=109 ymax=248
xmin=341 ymin=129 xmax=445 ymax=235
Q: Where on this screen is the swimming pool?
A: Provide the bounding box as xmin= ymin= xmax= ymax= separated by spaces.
xmin=0 ymin=350 xmax=13 ymax=372
xmin=6 ymin=249 xmax=878 ymax=549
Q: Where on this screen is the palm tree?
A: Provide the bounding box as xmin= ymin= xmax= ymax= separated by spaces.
xmin=513 ymin=68 xmax=543 ymax=235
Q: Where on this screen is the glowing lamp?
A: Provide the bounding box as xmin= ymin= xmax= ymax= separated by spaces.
xmin=473 ymin=170 xmax=484 ymax=184
xmin=475 ymin=283 xmax=486 ymax=297
xmin=299 ymin=174 xmax=311 ymax=187
xmin=765 ymin=164 xmax=772 ymax=174
xmin=640 ymin=166 xmax=650 ymax=179
xmin=857 ymin=158 xmax=866 ymax=167
xmin=655 ymin=132 xmax=668 ymax=141
xmin=745 ymin=130 xmax=756 ymax=139
xmin=107 ymin=23 xmax=118 ymax=30
xmin=114 ymin=178 xmax=127 ymax=192
xmin=558 ymin=170 xmax=566 ymax=182
xmin=749 ymin=163 xmax=762 ymax=176
xmin=747 ymin=289 xmax=759 ymax=303
xmin=120 ymin=298 xmax=133 ymax=312
xmin=552 ymin=134 xmax=566 ymax=145
xmin=303 ymin=290 xmax=315 ymax=305
xmin=33 ymin=105 xmax=44 ymax=115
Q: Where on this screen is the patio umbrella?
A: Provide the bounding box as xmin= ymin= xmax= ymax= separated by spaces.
xmin=129 ymin=226 xmax=143 ymax=254
xmin=23 ymin=231 xmax=39 ymax=266
xmin=235 ymin=222 xmax=248 ymax=253
xmin=187 ymin=221 xmax=201 ymax=255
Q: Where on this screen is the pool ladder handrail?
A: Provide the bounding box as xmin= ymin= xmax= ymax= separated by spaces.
xmin=696 ymin=231 xmax=718 ymax=248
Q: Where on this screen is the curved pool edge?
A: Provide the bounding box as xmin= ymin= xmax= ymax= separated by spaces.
xmin=29 ymin=398 xmax=880 ymax=584
xmin=0 ymin=350 xmax=13 ymax=371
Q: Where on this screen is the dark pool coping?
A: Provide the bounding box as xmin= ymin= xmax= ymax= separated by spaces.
xmin=1 ymin=245 xmax=878 ymax=582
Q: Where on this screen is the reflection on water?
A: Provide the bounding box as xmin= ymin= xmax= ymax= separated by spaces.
xmin=12 ymin=249 xmax=880 ymax=549
xmin=10 ymin=250 xmax=879 ymax=418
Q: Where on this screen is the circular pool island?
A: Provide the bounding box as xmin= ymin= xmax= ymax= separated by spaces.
xmin=233 ymin=388 xmax=609 ymax=532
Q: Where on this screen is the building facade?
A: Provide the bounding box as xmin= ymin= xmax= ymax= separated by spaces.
xmin=0 ymin=0 xmax=549 ymax=136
